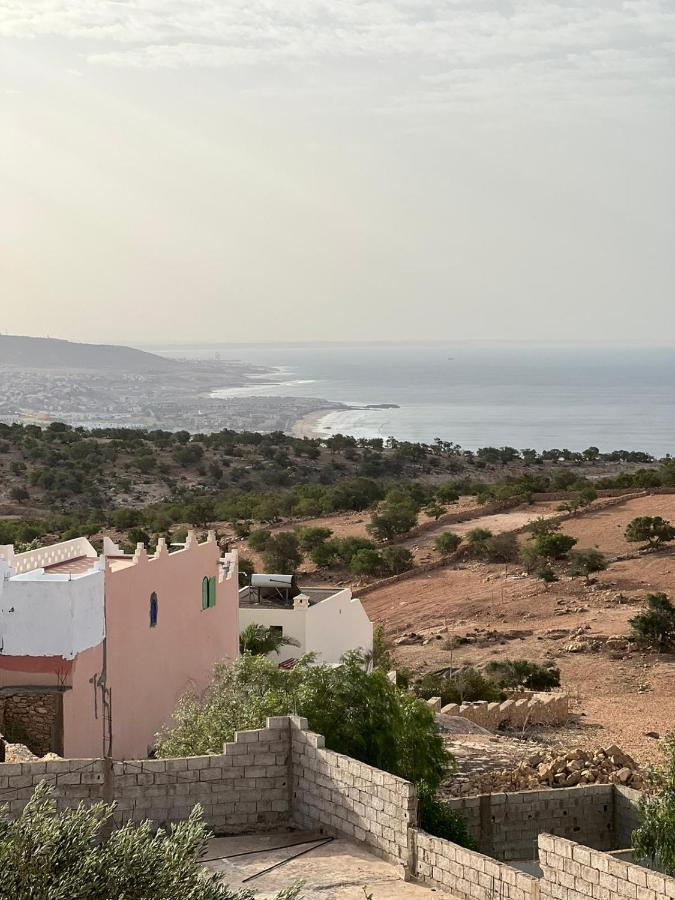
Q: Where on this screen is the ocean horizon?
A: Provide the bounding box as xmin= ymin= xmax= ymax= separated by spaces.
xmin=144 ymin=341 xmax=675 ymax=456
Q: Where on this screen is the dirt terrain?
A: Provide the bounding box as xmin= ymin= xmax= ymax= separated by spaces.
xmin=361 ymin=493 xmax=675 ymax=767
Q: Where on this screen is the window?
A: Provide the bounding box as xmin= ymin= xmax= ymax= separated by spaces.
xmin=149 ymin=592 xmax=158 ymax=627
xmin=269 ymin=625 xmax=283 ymax=637
xmin=201 ymin=576 xmax=216 ymax=610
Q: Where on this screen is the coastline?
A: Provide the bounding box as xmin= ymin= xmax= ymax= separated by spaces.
xmin=292 ymin=409 xmax=334 ymax=439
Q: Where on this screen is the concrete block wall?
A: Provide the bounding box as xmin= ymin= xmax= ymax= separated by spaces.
xmin=446 ymin=785 xmax=615 ymax=861
xmin=0 ymin=757 xmax=108 ymax=818
xmin=439 ymin=694 xmax=569 ymax=731
xmin=613 ymin=786 xmax=642 ymax=850
xmin=112 ymin=715 xmax=290 ymax=833
xmin=414 ymin=829 xmax=539 ymax=900
xmin=538 ymin=834 xmax=675 ymax=900
xmin=289 ymin=716 xmax=416 ymax=870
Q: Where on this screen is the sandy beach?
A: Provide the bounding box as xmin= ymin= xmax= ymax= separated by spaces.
xmin=291 ymin=409 xmax=333 ymax=439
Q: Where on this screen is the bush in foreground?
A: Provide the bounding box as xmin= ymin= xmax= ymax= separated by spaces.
xmin=633 ymin=733 xmax=675 ymax=876
xmin=629 ymin=593 xmax=675 ymax=650
xmin=0 ymin=783 xmax=300 ymax=900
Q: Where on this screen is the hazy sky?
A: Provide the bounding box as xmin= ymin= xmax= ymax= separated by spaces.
xmin=1 ymin=1 xmax=674 ymax=345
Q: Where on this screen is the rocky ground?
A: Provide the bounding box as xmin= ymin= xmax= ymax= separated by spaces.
xmin=362 ymin=493 xmax=675 ymax=771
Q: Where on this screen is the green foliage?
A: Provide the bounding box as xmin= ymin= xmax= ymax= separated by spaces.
xmin=237 ymin=556 xmax=255 ymax=586
xmin=629 ymin=593 xmax=675 ymax=650
xmin=296 ymin=526 xmax=333 ymax=552
xmin=536 ymin=564 xmax=558 ymax=588
xmin=349 ymin=548 xmax=384 ymax=577
xmin=261 ymin=532 xmax=302 ymax=573
xmin=367 ymin=489 xmax=419 ymax=541
xmin=525 ymin=517 xmax=560 ymax=539
xmin=247 ymin=528 xmax=272 ymax=551
xmin=380 ymin=545 xmax=414 ymax=575
xmin=416 ymin=781 xmax=476 ymax=849
xmin=434 ymin=532 xmax=462 ymax=554
xmin=414 ymin=668 xmax=504 ymax=706
xmin=557 ymin=487 xmax=597 ymax=515
xmin=156 ymin=653 xmax=451 ymax=792
xmin=532 ymin=531 xmax=577 ymax=560
xmin=239 ymin=625 xmax=299 ymax=656
xmin=370 ymin=624 xmax=393 ymax=673
xmin=632 ymin=733 xmax=675 ymax=876
xmin=568 ymin=548 xmax=607 ymax=580
xmin=0 ymin=782 xmax=298 ymax=900
xmin=484 ymin=532 xmax=520 ymax=563
xmin=423 ymin=502 xmax=446 ymax=521
xmin=625 ymin=516 xmax=675 ymax=549
xmin=464 ymin=527 xmax=493 ymax=557
xmin=484 ymin=659 xmax=561 ymax=691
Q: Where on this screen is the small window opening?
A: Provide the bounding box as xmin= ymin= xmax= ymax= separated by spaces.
xmin=150 ymin=592 xmax=158 ymax=627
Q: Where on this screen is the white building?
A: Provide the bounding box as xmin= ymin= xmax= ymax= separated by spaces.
xmin=238 ymin=579 xmax=373 ymax=666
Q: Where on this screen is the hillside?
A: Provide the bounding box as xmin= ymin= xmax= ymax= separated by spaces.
xmin=0 ymin=334 xmax=177 ymax=372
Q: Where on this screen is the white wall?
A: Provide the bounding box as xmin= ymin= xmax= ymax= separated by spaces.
xmin=0 ymin=568 xmax=105 ymax=658
xmin=238 ymin=605 xmax=306 ymax=660
xmin=238 ymin=589 xmax=373 ymax=666
xmin=305 ymin=590 xmax=373 ymax=665
xmin=0 ymin=538 xmax=98 ymax=575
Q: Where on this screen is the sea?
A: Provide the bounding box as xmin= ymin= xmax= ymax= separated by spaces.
xmin=148 ymin=342 xmax=675 ymax=456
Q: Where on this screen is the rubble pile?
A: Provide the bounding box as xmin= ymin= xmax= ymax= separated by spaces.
xmin=451 ymin=744 xmax=643 ymax=796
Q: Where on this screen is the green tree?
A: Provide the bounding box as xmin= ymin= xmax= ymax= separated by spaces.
xmin=261 ymin=532 xmax=302 ymax=573
xmin=237 ymin=556 xmax=255 ymax=585
xmin=381 ymin=545 xmax=414 ymax=575
xmin=247 ymin=528 xmax=272 ymax=551
xmin=532 ymin=531 xmax=577 ymax=560
xmin=296 ymin=526 xmax=333 ymax=552
xmin=536 ymin=565 xmax=558 ymax=589
xmin=434 ymin=532 xmax=462 ymax=554
xmin=239 ymin=624 xmax=300 ymax=656
xmin=464 ymin=527 xmax=493 ymax=557
xmin=629 ymin=593 xmax=675 ymax=650
xmin=0 ymin=783 xmax=298 ymax=900
xmin=156 ymin=653 xmax=450 ymax=793
xmin=568 ymin=548 xmax=607 ymax=581
xmin=625 ymin=516 xmax=675 ymax=550
xmin=349 ymin=548 xmax=384 ymax=577
xmin=484 ymin=659 xmax=560 ymax=691
xmin=633 ymin=733 xmax=675 ymax=876
xmin=423 ymin=502 xmax=446 ymax=521
xmin=367 ymin=489 xmax=419 ymax=541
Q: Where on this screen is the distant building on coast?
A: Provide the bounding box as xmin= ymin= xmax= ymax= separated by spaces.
xmin=0 ymin=532 xmax=239 ymax=759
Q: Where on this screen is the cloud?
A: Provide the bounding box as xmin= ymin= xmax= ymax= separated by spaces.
xmin=2 ymin=1 xmax=674 ymax=112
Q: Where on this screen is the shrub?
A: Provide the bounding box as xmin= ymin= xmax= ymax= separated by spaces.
xmin=632 ymin=733 xmax=675 ymax=876
xmin=532 ymin=531 xmax=577 ymax=560
xmin=434 ymin=532 xmax=462 ymax=554
xmin=568 ymin=548 xmax=607 ymax=581
xmin=349 ymin=548 xmax=384 ymax=577
xmin=0 ymin=783 xmax=298 ymax=900
xmin=367 ymin=489 xmax=419 ymax=541
xmin=239 ymin=624 xmax=299 ymax=656
xmin=381 ymin=545 xmax=414 ymax=575
xmin=296 ymin=526 xmax=333 ymax=552
xmin=246 ymin=528 xmax=271 ymax=551
xmin=237 ymin=556 xmax=254 ymax=585
xmin=625 ymin=516 xmax=675 ymax=550
xmin=629 ymin=593 xmax=675 ymax=650
xmin=484 ymin=532 xmax=520 ymax=563
xmin=310 ymin=539 xmax=342 ymax=567
xmin=415 ymin=668 xmax=504 ymax=706
xmin=261 ymin=532 xmax=302 ymax=573
xmin=484 ymin=659 xmax=561 ymax=691
xmin=416 ymin=781 xmax=476 ymax=850
xmin=536 ymin=565 xmax=558 ymax=588
xmin=156 ymin=653 xmax=451 ymax=792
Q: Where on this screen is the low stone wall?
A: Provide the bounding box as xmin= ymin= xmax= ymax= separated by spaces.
xmin=0 ymin=691 xmax=62 ymax=757
xmin=290 ymin=716 xmax=415 ymax=871
xmin=438 ymin=693 xmax=569 ymax=731
xmin=539 ymin=833 xmax=675 ymax=900
xmin=414 ymin=829 xmax=538 ymax=900
xmin=446 ymin=785 xmax=615 ymax=861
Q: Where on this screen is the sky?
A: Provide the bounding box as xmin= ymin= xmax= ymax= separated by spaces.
xmin=1 ymin=1 xmax=674 ymax=345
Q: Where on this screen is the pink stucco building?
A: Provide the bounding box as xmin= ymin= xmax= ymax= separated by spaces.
xmin=0 ymin=531 xmax=239 ymax=760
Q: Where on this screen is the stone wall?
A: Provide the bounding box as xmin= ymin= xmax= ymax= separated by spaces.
xmin=290 ymin=715 xmax=416 ymax=871
xmin=0 ymin=691 xmax=63 ymax=757
xmin=438 ymin=693 xmax=569 ymax=731
xmin=414 ymin=829 xmax=539 ymax=900
xmin=446 ymin=785 xmax=615 ymax=861
xmin=538 ymin=833 xmax=675 ymax=900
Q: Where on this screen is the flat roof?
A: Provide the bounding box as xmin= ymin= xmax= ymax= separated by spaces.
xmin=239 ymin=585 xmax=343 ymax=610
xmin=44 ymin=557 xmax=99 ymax=576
